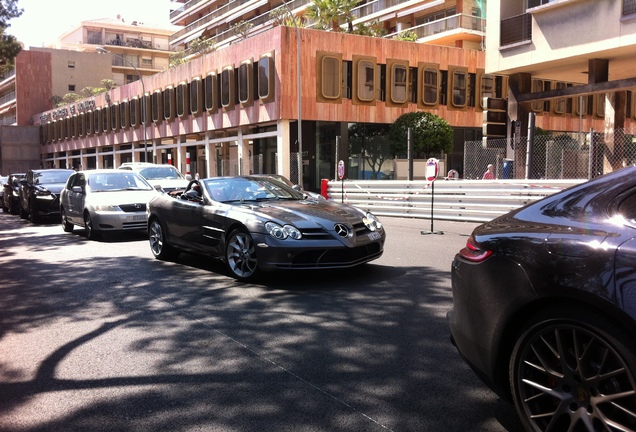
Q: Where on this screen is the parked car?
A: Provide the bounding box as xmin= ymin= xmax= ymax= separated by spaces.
xmin=2 ymin=173 xmax=25 ymax=214
xmin=147 ymin=176 xmax=385 ymax=281
xmin=251 ymin=173 xmax=326 ymax=200
xmin=60 ymin=169 xmax=160 ymax=240
xmin=0 ymin=175 xmax=7 ymax=210
xmin=118 ymin=163 xmax=190 ymax=192
xmin=448 ymin=165 xmax=636 ymax=432
xmin=18 ymin=169 xmax=74 ymax=223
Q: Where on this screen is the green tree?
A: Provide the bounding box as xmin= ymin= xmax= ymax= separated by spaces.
xmin=393 ymin=30 xmax=418 ymax=42
xmin=348 ymin=123 xmax=391 ymax=179
xmin=352 ymin=20 xmax=386 ymax=37
xmin=389 ymin=111 xmax=453 ymax=158
xmin=232 ymin=20 xmax=254 ymax=40
xmin=0 ymin=0 xmax=24 ymax=74
xmin=306 ymin=0 xmax=360 ymax=32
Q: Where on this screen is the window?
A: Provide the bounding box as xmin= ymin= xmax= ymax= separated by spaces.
xmin=480 ymin=74 xmax=495 ymax=108
xmin=120 ymin=101 xmax=129 ymax=128
xmin=257 ymin=56 xmax=274 ymax=102
xmin=452 ymin=70 xmax=467 ymax=107
xmin=152 ymin=90 xmax=162 ymax=122
xmin=93 ymin=109 xmax=101 ymax=134
xmin=625 ymin=0 xmax=636 ymax=15
xmin=204 ymin=72 xmax=218 ymax=112
xmin=423 ymin=67 xmax=438 ymax=105
xmin=142 ymin=58 xmax=152 ymax=68
xmin=176 ymin=82 xmax=188 ymax=117
xmin=163 ymin=86 xmax=174 ymax=120
xmin=528 ymin=0 xmax=555 ymax=8
xmin=358 ymin=60 xmax=375 ymax=102
xmin=68 ymin=61 xmax=75 ymax=69
xmin=110 ymin=103 xmax=119 ymax=130
xmin=130 ymin=97 xmax=138 ymax=126
xmin=596 ymin=93 xmax=606 ymax=117
xmin=391 ymin=64 xmax=407 ymax=104
xmin=238 ymin=61 xmax=252 ymax=104
xmin=85 ymin=110 xmax=93 ymax=135
xmin=102 ymin=106 xmax=109 ymax=133
xmin=78 ymin=113 xmax=85 ymax=137
xmin=220 ymin=67 xmax=233 ymax=108
xmin=68 ymin=85 xmax=75 ymax=92
xmin=531 ymin=79 xmax=544 ymax=112
xmin=190 ymin=78 xmax=202 ymax=114
xmin=322 ymin=56 xmax=341 ymax=99
xmin=554 ymin=82 xmax=567 ymax=114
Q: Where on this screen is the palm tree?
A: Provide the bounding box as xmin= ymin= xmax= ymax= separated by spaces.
xmin=306 ymin=0 xmax=360 ymax=32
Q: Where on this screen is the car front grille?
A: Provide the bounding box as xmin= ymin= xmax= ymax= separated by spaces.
xmin=122 ymin=221 xmax=147 ymax=230
xmin=300 ymin=222 xmax=373 ymax=240
xmin=282 ymin=243 xmax=383 ymax=269
xmin=119 ymin=203 xmax=147 ymax=212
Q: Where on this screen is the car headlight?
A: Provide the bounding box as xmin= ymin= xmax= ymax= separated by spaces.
xmin=34 ymin=188 xmax=51 ymax=196
xmin=94 ymin=204 xmax=122 ymax=212
xmin=362 ymin=212 xmax=383 ymax=231
xmin=265 ymin=222 xmax=302 ymax=240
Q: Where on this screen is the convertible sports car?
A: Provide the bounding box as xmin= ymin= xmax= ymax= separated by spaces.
xmin=147 ymin=176 xmax=386 ymax=281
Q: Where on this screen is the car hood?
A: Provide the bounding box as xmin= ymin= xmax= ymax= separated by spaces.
xmin=87 ymin=189 xmax=160 ymax=206
xmin=231 ymin=199 xmax=368 ymax=229
xmin=38 ymin=183 xmax=67 ymax=194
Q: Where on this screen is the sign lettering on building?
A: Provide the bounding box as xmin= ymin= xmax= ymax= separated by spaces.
xmin=39 ymin=99 xmax=96 ymax=122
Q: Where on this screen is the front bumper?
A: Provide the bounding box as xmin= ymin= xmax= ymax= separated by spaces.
xmin=92 ymin=211 xmax=148 ymax=232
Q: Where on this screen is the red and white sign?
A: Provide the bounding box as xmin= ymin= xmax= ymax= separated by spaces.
xmin=425 ymin=158 xmax=439 ymax=182
xmin=338 ymin=160 xmax=345 ymax=180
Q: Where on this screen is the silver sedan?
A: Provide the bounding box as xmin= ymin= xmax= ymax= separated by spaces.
xmin=60 ymin=169 xmax=160 ymax=240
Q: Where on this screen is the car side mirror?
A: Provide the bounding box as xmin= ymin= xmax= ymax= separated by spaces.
xmin=71 ymin=185 xmax=84 ymax=193
xmin=153 ymin=184 xmax=164 ymax=193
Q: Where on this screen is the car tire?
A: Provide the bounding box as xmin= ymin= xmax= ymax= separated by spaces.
xmin=61 ymin=207 xmax=74 ymax=233
xmin=84 ymin=211 xmax=98 ymax=240
xmin=225 ymin=228 xmax=260 ymax=281
xmin=509 ymin=306 xmax=636 ymax=432
xmin=148 ymin=218 xmax=179 ymax=260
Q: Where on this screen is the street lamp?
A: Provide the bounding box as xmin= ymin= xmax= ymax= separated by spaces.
xmin=96 ymin=46 xmax=148 ymax=162
xmin=281 ymin=0 xmax=302 ymax=187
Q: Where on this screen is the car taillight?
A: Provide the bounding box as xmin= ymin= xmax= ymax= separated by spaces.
xmin=458 ymin=236 xmax=492 ymax=262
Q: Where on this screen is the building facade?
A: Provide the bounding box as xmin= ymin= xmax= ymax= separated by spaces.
xmin=486 ymin=0 xmax=636 ymax=176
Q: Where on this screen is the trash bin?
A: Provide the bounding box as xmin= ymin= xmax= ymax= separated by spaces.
xmin=502 ymin=159 xmax=513 ymax=179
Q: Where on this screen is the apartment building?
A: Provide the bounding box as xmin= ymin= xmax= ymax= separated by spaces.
xmin=486 ymin=0 xmax=636 ymax=174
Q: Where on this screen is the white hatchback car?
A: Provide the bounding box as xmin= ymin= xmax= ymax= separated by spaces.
xmin=118 ymin=163 xmax=190 ymax=192
xmin=60 ymin=169 xmax=160 ymax=240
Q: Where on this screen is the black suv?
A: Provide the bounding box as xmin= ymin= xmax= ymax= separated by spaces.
xmin=19 ymin=169 xmax=74 ymax=222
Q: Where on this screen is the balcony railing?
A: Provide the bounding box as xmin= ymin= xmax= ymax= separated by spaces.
xmin=0 ymin=91 xmax=16 ymax=106
xmin=385 ymin=14 xmax=485 ymax=40
xmin=170 ymin=0 xmax=209 ymax=20
xmin=0 ymin=115 xmax=16 ymax=126
xmin=0 ymin=68 xmax=15 ymax=82
xmin=500 ymin=13 xmax=532 ymax=47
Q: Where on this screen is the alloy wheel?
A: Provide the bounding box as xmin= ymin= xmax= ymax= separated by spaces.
xmin=226 ymin=230 xmax=258 ymax=280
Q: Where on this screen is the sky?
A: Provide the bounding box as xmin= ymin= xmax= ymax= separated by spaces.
xmin=8 ymin=0 xmax=175 ymax=48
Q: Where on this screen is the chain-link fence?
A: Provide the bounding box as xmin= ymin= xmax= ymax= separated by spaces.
xmin=464 ymin=128 xmax=636 ymax=180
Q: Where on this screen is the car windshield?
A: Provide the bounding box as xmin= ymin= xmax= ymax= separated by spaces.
xmin=87 ymin=173 xmax=153 ymax=192
xmin=138 ymin=166 xmax=185 ymax=180
xmin=34 ymin=171 xmax=71 ymax=184
xmin=203 ymin=177 xmax=304 ymax=202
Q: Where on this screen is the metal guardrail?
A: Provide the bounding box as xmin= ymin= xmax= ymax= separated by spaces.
xmin=326 ymin=179 xmax=583 ymax=223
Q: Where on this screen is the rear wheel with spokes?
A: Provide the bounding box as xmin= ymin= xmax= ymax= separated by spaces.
xmin=510 ymin=307 xmax=636 ymax=432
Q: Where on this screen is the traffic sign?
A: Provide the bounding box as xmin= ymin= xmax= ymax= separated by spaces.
xmin=425 ymin=158 xmax=439 ymax=182
xmin=338 ymin=160 xmax=345 ymax=180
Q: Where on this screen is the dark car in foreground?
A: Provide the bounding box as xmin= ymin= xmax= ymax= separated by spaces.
xmin=19 ymin=168 xmax=74 ymax=222
xmin=148 ymin=176 xmax=385 ymax=281
xmin=448 ymin=166 xmax=636 ymax=432
xmin=2 ymin=173 xmax=25 ymax=214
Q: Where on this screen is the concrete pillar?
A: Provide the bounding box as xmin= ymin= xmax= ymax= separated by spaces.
xmin=604 ymin=91 xmax=627 ymax=173
xmin=508 ymin=73 xmax=532 ymax=179
xmin=237 ymin=129 xmax=250 ymax=175
xmin=204 ymin=132 xmax=217 ymax=178
xmin=277 ymin=119 xmax=291 ymax=179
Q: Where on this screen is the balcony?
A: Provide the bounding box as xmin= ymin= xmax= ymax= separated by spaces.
xmin=500 ymin=13 xmax=532 ymax=48
xmin=385 ymin=14 xmax=485 ymax=41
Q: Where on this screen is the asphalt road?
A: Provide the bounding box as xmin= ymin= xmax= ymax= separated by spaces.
xmin=0 ymin=212 xmax=524 ymax=432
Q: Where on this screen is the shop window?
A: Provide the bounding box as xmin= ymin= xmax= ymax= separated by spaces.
xmin=358 ymin=60 xmax=375 ymax=102
xmin=205 ymin=72 xmax=218 ymax=112
xmin=423 ymin=67 xmax=438 ymax=105
xmin=452 ymin=70 xmax=467 ymax=107
xmin=176 ymin=82 xmax=188 ymax=117
xmin=322 ymin=56 xmax=341 ymax=99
